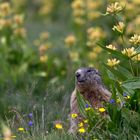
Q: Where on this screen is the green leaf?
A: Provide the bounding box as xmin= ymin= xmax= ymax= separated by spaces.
xmin=122 ymin=78 xmax=140 ymax=90
xmin=122 ymin=108 xmax=140 ymax=129
xmin=104 ymin=64 xmax=127 ymax=81
xmin=117 ymin=65 xmax=133 ymax=79
xmin=136 ymin=46 xmax=140 ymax=53
xmin=18 ymin=63 xmax=28 ymax=74
xmin=107 ymin=69 xmax=117 ymax=81
xmin=76 ymin=91 xmax=88 ymax=117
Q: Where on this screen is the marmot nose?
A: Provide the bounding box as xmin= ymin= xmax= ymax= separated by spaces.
xmin=75 ymin=72 xmax=81 ymax=78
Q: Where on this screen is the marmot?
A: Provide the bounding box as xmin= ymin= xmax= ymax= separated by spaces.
xmin=69 ymin=67 xmax=111 ymax=134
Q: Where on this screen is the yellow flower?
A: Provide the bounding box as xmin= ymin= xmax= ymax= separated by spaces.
xmin=98 ymin=108 xmax=106 ymax=113
xmin=65 ymin=35 xmax=76 ymax=46
xmin=55 ymin=123 xmax=63 ymax=129
xmin=106 ymin=44 xmax=117 ymax=50
xmin=84 ymin=119 xmax=88 ymax=123
xmin=13 ymin=28 xmax=26 ymax=38
xmin=0 ymin=2 xmax=11 ymax=17
xmin=107 ymin=58 xmax=120 ymax=67
xmin=39 ymin=44 xmax=49 ymax=54
xmin=132 ymin=54 xmax=140 ymax=61
xmin=40 ymin=55 xmax=48 ymax=63
xmin=40 ymin=32 xmax=50 ymax=40
xmin=87 ymin=11 xmax=100 ymax=21
xmin=78 ymin=122 xmax=84 ymax=127
xmin=106 ymin=2 xmax=123 ymax=15
xmin=129 ymin=34 xmax=140 ymax=46
xmin=78 ymin=127 xmax=86 ymax=133
xmin=73 ymin=9 xmax=85 ymax=17
xmin=71 ymin=0 xmax=85 ymax=9
xmin=71 ymin=113 xmax=78 ymax=118
xmin=11 ymin=135 xmax=16 ymax=138
xmin=87 ymin=0 xmax=101 ymax=10
xmin=122 ymin=47 xmax=136 ymax=57
xmin=69 ymin=52 xmax=79 ymax=62
xmin=18 ymin=127 xmax=24 ymax=131
xmin=85 ymin=107 xmax=91 ymax=111
xmin=124 ymin=96 xmax=131 ymax=100
xmin=116 ymin=98 xmax=121 ymax=103
xmin=112 ymin=22 xmax=125 ymax=34
xmin=0 ymin=19 xmax=12 ymax=29
xmin=13 ymin=14 xmax=24 ymax=25
xmin=94 ymin=47 xmax=102 ymax=53
xmin=127 ymin=96 xmax=130 ymax=99
xmin=87 ymin=27 xmax=105 ymax=47
xmin=74 ymin=17 xmax=85 ymax=25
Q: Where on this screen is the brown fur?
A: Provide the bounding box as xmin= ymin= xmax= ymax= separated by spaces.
xmin=68 ymin=67 xmax=111 ymax=134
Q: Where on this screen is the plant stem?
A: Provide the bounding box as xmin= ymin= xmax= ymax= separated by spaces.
xmin=129 ymin=59 xmax=135 ymax=76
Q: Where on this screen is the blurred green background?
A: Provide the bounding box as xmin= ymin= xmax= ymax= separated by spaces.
xmin=0 ymin=0 xmax=140 ymax=139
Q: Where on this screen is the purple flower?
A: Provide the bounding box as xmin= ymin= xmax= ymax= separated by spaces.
xmin=109 ymin=99 xmax=115 ymax=104
xmin=85 ymin=104 xmax=90 ymax=108
xmin=123 ymin=92 xmax=127 ymax=97
xmin=28 ymin=113 xmax=33 ymax=118
xmin=28 ymin=121 xmax=33 ymax=127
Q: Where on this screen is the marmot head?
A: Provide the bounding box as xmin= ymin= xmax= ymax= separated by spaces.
xmin=75 ymin=67 xmax=103 ymax=92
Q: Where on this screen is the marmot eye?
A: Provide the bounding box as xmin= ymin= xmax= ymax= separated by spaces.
xmin=87 ymin=69 xmax=92 ymax=72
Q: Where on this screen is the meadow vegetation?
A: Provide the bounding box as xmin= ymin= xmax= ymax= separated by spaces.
xmin=0 ymin=0 xmax=140 ymax=139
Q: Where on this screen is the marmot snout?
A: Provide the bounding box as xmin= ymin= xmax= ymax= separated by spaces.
xmin=75 ymin=67 xmax=102 ymax=93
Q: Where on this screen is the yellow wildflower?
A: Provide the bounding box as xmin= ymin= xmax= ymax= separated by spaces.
xmin=127 ymin=96 xmax=130 ymax=99
xmin=0 ymin=2 xmax=11 ymax=17
xmin=11 ymin=135 xmax=16 ymax=138
xmin=71 ymin=0 xmax=85 ymax=9
xmin=40 ymin=32 xmax=50 ymax=40
xmin=65 ymin=35 xmax=76 ymax=46
xmin=106 ymin=2 xmax=123 ymax=15
xmin=124 ymin=96 xmax=131 ymax=100
xmin=116 ymin=98 xmax=121 ymax=103
xmin=78 ymin=122 xmax=84 ymax=127
xmin=18 ymin=127 xmax=24 ymax=131
xmin=84 ymin=119 xmax=88 ymax=123
xmin=107 ymin=58 xmax=120 ymax=67
xmin=89 ymin=51 xmax=97 ymax=59
xmin=98 ymin=108 xmax=106 ymax=113
xmin=71 ymin=113 xmax=78 ymax=118
xmin=74 ymin=17 xmax=85 ymax=25
xmin=112 ymin=22 xmax=125 ymax=34
xmin=78 ymin=127 xmax=86 ymax=133
xmin=13 ymin=14 xmax=24 ymax=25
xmin=85 ymin=107 xmax=91 ymax=111
xmin=87 ymin=11 xmax=100 ymax=21
xmin=87 ymin=0 xmax=101 ymax=9
xmin=129 ymin=34 xmax=140 ymax=46
xmin=13 ymin=28 xmax=26 ymax=38
xmin=87 ymin=27 xmax=105 ymax=47
xmin=132 ymin=54 xmax=140 ymax=61
xmin=73 ymin=9 xmax=85 ymax=17
xmin=39 ymin=44 xmax=49 ymax=54
xmin=0 ymin=19 xmax=12 ymax=29
xmin=55 ymin=123 xmax=63 ymax=129
xmin=122 ymin=47 xmax=136 ymax=57
xmin=40 ymin=55 xmax=48 ymax=63
xmin=106 ymin=44 xmax=117 ymax=50
xmin=94 ymin=47 xmax=102 ymax=53
xmin=99 ymin=107 xmax=105 ymax=113
xmin=69 ymin=52 xmax=79 ymax=62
